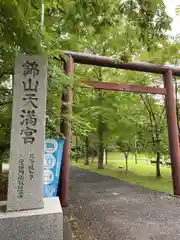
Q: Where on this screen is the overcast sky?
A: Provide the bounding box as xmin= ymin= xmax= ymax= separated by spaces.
xmin=164 ymin=0 xmax=180 ymax=36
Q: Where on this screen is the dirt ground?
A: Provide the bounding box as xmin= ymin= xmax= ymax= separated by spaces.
xmin=69 ymin=165 xmax=180 ymax=240
xmin=69 ymin=217 xmax=89 ymax=240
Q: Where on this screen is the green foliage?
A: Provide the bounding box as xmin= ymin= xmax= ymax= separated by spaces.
xmin=0 ymin=0 xmax=177 ymax=170
xmin=176 ymin=5 xmax=180 ymax=16
xmin=120 ymin=0 xmax=171 ymax=50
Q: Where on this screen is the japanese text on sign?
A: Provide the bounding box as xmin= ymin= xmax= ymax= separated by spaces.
xmin=17 ymin=157 xmax=25 ymax=199
xmin=28 ymin=153 xmax=35 ymax=180
xmin=20 ymin=61 xmax=40 ymax=145
xmin=20 ymin=61 xmax=40 ymax=182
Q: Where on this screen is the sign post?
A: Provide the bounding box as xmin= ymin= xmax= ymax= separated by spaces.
xmin=7 ymin=55 xmax=47 ymax=212
xmin=44 ymin=138 xmax=64 ymax=197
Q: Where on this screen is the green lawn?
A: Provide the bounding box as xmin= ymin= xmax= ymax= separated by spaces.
xmin=71 ymin=152 xmax=173 ymax=193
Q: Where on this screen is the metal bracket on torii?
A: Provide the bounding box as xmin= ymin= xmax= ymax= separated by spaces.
xmin=58 ymin=51 xmax=180 ymax=207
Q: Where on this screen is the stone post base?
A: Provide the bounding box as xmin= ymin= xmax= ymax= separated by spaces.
xmin=0 ymin=197 xmax=63 ymax=240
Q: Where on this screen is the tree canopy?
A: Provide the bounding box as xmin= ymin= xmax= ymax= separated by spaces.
xmin=0 ymin=0 xmax=178 ymax=177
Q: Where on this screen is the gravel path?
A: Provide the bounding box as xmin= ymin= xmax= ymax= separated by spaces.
xmin=68 ymin=166 xmax=180 ymax=240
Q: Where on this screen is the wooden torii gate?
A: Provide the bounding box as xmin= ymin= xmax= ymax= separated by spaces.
xmin=58 ymin=51 xmax=180 ymax=207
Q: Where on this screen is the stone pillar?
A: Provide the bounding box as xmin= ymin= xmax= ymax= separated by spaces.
xmin=7 ymin=55 xmax=47 ymax=211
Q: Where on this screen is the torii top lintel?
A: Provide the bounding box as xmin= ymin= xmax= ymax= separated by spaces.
xmin=63 ymin=51 xmax=180 ymax=76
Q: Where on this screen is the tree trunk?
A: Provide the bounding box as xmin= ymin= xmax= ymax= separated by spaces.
xmin=0 ymin=162 xmax=2 ymax=173
xmin=75 ymin=136 xmax=78 ymax=162
xmin=134 ymin=138 xmax=137 ymax=164
xmin=98 ymin=116 xmax=104 ymax=169
xmin=156 ymin=151 xmax=161 ymax=178
xmin=135 ymin=152 xmax=137 ymax=164
xmin=105 ymin=148 xmax=108 ymax=166
xmin=91 ymin=149 xmax=95 ymax=164
xmin=98 ymin=143 xmax=104 ymax=169
xmin=84 ymin=136 xmax=89 ymax=165
xmin=124 ymin=152 xmax=128 ymax=172
xmin=155 ymin=132 xmax=161 ymax=178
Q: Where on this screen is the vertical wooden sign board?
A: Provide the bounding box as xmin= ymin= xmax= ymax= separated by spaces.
xmin=7 ymin=55 xmax=47 ymax=212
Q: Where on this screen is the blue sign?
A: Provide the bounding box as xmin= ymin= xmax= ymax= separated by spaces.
xmin=43 ymin=138 xmax=64 ymax=198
